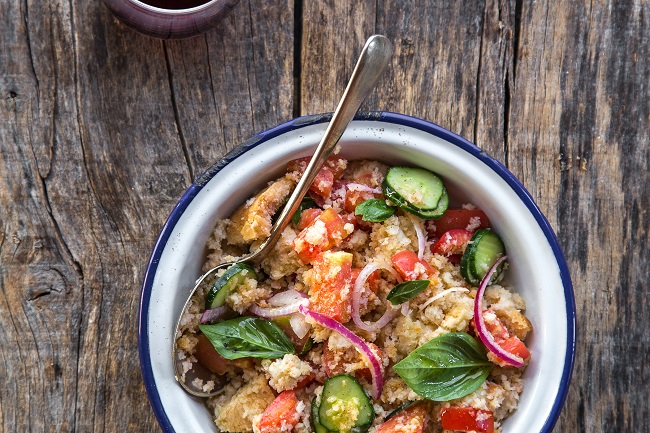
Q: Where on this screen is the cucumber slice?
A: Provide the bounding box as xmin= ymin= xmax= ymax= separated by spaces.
xmin=402 ymin=188 xmax=449 ymax=220
xmin=311 ymin=397 xmax=329 ymax=433
xmin=318 ymin=375 xmax=374 ymax=433
xmin=205 ymin=263 xmax=257 ymax=309
xmin=383 ymin=167 xmax=446 ymax=211
xmin=460 ymin=229 xmax=505 ymax=286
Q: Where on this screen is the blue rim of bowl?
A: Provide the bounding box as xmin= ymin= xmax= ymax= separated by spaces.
xmin=139 ymin=111 xmax=576 ymax=433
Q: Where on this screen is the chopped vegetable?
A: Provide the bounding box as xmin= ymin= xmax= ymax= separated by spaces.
xmin=308 ymin=251 xmax=353 ymax=323
xmin=351 ymin=262 xmax=401 ymax=332
xmin=440 ymin=406 xmax=494 ymax=433
xmin=473 ymin=256 xmax=526 ymax=367
xmin=430 ymin=208 xmax=490 ymax=236
xmin=382 ymin=167 xmax=446 ymax=210
xmin=311 ymin=397 xmax=329 ymax=433
xmin=195 ymin=333 xmax=230 ymax=375
xmin=392 ymin=332 xmax=492 ymax=401
xmin=473 ymin=309 xmax=530 ymax=364
xmin=198 ymin=316 xmax=295 ymax=360
xmin=460 ymin=229 xmax=505 ymax=285
xmin=300 ymin=306 xmax=384 ymax=400
xmin=205 ymin=263 xmax=257 ymax=309
xmin=257 ymin=390 xmax=301 ymax=433
xmin=431 ymin=229 xmax=473 ymax=256
xmin=293 ymin=208 xmax=351 ymax=264
xmin=391 ymin=250 xmax=435 ymax=281
xmin=386 ymin=280 xmax=430 ymax=305
xmin=318 ymin=375 xmax=374 ymax=433
xmin=248 ymin=289 xmax=310 ymax=319
xmin=291 ymin=197 xmax=319 ymax=226
xmin=376 ymin=402 xmax=429 ymax=433
xmin=355 ymin=198 xmax=395 ymax=222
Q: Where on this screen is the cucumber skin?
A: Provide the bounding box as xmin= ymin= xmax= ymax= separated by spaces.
xmin=318 ymin=375 xmax=373 ymax=433
xmin=204 ymin=263 xmax=257 ymax=310
xmin=311 ymin=398 xmax=329 ymax=433
xmin=460 ymin=229 xmax=505 ymax=286
xmin=384 ymin=167 xmax=444 ymax=210
xmin=383 ymin=183 xmax=449 ymax=220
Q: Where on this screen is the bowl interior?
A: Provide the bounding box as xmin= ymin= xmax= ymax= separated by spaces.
xmin=140 ymin=116 xmax=574 ymax=433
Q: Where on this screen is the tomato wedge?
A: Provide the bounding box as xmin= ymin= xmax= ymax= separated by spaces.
xmin=431 ymin=229 xmax=473 ymax=256
xmin=287 ymin=156 xmax=346 ymax=200
xmin=391 ymin=250 xmax=435 ymax=281
xmin=257 ymin=390 xmax=301 ymax=433
xmin=472 ymin=309 xmax=530 ymax=362
xmin=296 ymin=208 xmax=322 ymax=230
xmin=293 ymin=208 xmax=351 ymax=264
xmin=376 ymin=403 xmax=429 ymax=433
xmin=440 ymin=407 xmax=494 ymax=433
xmin=195 ymin=333 xmax=230 ymax=375
xmin=431 ymin=209 xmax=490 ymax=236
xmin=309 ymin=251 xmax=353 ymax=323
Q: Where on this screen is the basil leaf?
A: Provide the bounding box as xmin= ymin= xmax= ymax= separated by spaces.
xmin=199 ymin=316 xmax=295 ymax=360
xmin=393 ymin=332 xmax=492 ymax=401
xmin=386 ymin=280 xmax=430 ymax=305
xmin=354 ymin=199 xmax=395 ymax=222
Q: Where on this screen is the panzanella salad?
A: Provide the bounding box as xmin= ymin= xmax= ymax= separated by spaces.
xmin=175 ymin=158 xmax=533 ymax=433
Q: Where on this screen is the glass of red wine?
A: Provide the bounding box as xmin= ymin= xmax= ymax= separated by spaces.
xmin=103 ymin=0 xmax=241 ymax=39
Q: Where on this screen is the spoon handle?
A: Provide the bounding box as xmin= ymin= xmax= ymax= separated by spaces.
xmin=250 ymin=35 xmax=393 ymax=264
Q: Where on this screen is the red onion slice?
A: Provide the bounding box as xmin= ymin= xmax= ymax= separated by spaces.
xmin=346 ymin=182 xmax=382 ymax=194
xmin=200 ymin=306 xmax=230 ymax=324
xmin=299 ymin=305 xmax=383 ymax=400
xmin=408 ymin=214 xmax=427 ymax=260
xmin=420 ymin=287 xmax=470 ymax=310
xmin=267 ymin=289 xmax=308 ymax=306
xmin=289 ymin=313 xmax=310 ymax=339
xmin=473 ymin=256 xmax=524 ymax=367
xmin=248 ymin=290 xmax=310 ymax=319
xmin=352 ymin=263 xmax=400 ymax=332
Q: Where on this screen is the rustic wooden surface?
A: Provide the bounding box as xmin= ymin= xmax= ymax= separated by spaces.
xmin=0 ymin=0 xmax=647 ymax=431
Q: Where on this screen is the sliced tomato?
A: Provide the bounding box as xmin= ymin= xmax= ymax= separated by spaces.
xmin=296 ymin=208 xmax=322 ymax=230
xmin=431 ymin=209 xmax=491 ymax=236
xmin=376 ymin=403 xmax=429 ymax=433
xmin=431 ymin=229 xmax=473 ymax=256
xmin=293 ymin=208 xmax=350 ymax=264
xmin=342 ymin=175 xmax=382 ymax=214
xmin=440 ymin=407 xmax=494 ymax=433
xmin=309 ymin=251 xmax=353 ymax=322
xmin=472 ymin=309 xmax=511 ymax=341
xmin=310 ymin=166 xmax=335 ymax=199
xmin=499 ymin=336 xmax=531 ymax=361
xmin=257 ymin=390 xmax=301 ymax=433
xmin=391 ymin=250 xmax=435 ymax=281
xmin=472 ymin=309 xmax=530 ymax=361
xmin=194 ymin=333 xmax=230 ymax=375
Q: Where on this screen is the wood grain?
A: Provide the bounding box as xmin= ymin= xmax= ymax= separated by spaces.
xmin=1 ymin=0 xmax=648 ymax=432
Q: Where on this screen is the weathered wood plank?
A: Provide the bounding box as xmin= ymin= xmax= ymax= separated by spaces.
xmin=508 ymin=1 xmax=650 ymax=432
xmin=1 ymin=0 xmax=294 ymax=431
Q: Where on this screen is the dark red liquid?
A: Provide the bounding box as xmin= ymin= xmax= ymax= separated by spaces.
xmin=140 ymin=0 xmax=211 ymax=9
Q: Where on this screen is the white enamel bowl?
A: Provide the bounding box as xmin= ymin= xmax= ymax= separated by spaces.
xmin=139 ymin=112 xmax=576 ymax=433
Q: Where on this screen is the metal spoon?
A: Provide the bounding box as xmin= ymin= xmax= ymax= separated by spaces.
xmin=172 ymin=34 xmax=393 ymax=397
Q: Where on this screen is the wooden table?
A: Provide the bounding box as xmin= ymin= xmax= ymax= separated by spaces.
xmin=1 ymin=1 xmax=648 ymax=431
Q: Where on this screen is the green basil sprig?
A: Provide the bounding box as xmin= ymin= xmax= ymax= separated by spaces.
xmin=354 ymin=199 xmax=395 ymax=222
xmin=386 ymin=280 xmax=430 ymax=305
xmin=393 ymin=332 xmax=492 ymax=401
xmin=199 ymin=316 xmax=295 ymax=360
